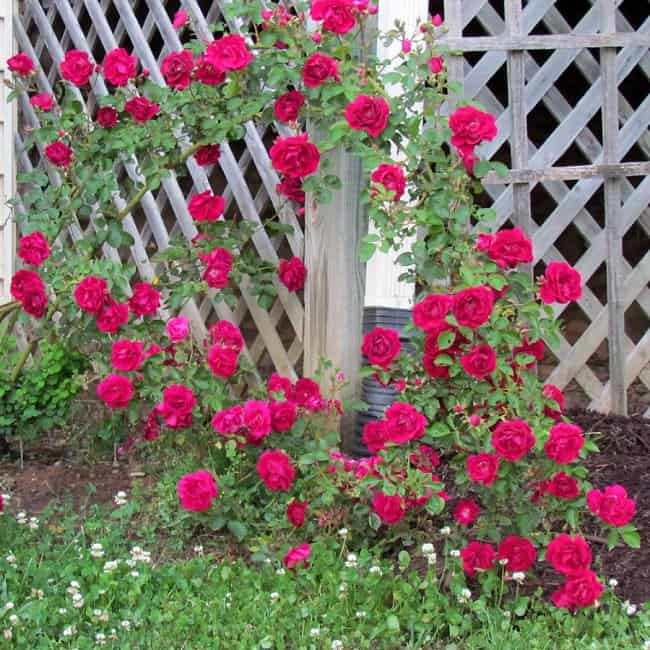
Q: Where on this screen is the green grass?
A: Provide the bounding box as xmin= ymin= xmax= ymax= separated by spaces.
xmin=0 ymin=498 xmax=649 ymax=649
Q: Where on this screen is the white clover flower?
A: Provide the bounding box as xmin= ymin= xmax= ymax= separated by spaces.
xmin=4 ymin=603 xmax=14 ymax=611
xmin=369 ymin=565 xmax=383 ymax=575
xmin=338 ymin=528 xmax=348 ymax=537
xmin=109 ymin=629 xmax=117 ymax=640
xmin=120 ymin=620 xmax=131 ymax=631
xmin=276 ymin=568 xmax=286 ymax=576
xmin=5 ymin=553 xmax=16 ymax=565
xmin=309 ymin=628 xmax=320 ymax=638
xmin=130 ymin=570 xmax=140 ymax=578
xmin=331 ymin=641 xmax=344 ymax=650
xmin=16 ymin=512 xmax=27 ymax=524
xmin=270 ymin=592 xmax=280 ymax=602
xmin=93 ymin=609 xmax=103 ymax=617
xmin=103 ymin=560 xmax=120 ymax=573
xmin=355 ymin=611 xmax=366 ymax=618
xmin=130 ymin=547 xmax=151 ymax=564
xmin=440 ymin=526 xmax=451 ymax=536
xmin=421 ymin=543 xmax=435 ymax=555
xmin=626 ymin=604 xmax=637 ymax=616
xmin=344 ymin=553 xmax=358 ymax=568
xmin=63 ymin=625 xmax=76 ymax=637
xmin=113 ymin=491 xmax=128 ymax=506
xmin=608 ymin=578 xmax=618 ymax=588
xmin=498 ymin=558 xmax=509 ymax=566
xmin=58 ymin=608 xmax=67 ymax=615
xmin=511 ymin=572 xmax=525 ymax=584
xmin=450 ymin=549 xmax=461 ymax=558
xmin=503 ymin=611 xmax=511 ymax=619
xmin=8 ymin=614 xmax=18 ymax=625
xmin=71 ymin=593 xmax=84 ymax=608
xmin=3 ymin=630 xmax=12 ymax=640
xmin=461 ymin=588 xmax=471 ymax=599
xmin=338 ymin=583 xmax=347 ymax=592
xmin=95 ymin=632 xmax=106 ymax=645
xmin=31 ymin=589 xmax=44 ymax=599
xmin=193 ymin=545 xmax=204 ymax=556
xmin=426 ymin=553 xmax=437 ymax=566
xmin=70 ymin=581 xmax=80 ymax=589
xmin=90 ymin=543 xmax=105 ymax=558
xmin=126 ymin=559 xmax=137 ymax=568
xmin=28 ymin=517 xmax=39 ymax=530
xmin=643 ymin=640 xmax=650 ymax=650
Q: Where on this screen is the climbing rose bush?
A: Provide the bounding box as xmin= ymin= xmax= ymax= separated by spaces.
xmin=5 ymin=0 xmax=638 ymax=611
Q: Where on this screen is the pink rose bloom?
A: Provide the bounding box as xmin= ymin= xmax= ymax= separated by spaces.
xmin=166 ymin=316 xmax=190 ymax=342
xmin=172 ymin=10 xmax=189 ymax=29
xmin=177 ymin=470 xmax=218 ymax=511
xmin=283 ymin=543 xmax=311 ymax=570
xmin=29 ymin=93 xmax=55 ymax=112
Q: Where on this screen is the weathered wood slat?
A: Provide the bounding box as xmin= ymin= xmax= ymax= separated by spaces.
xmin=484 ymin=161 xmax=650 ymax=184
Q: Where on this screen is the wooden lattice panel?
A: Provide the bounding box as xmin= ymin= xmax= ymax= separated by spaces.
xmin=13 ymin=0 xmax=305 ymax=385
xmin=439 ymin=0 xmax=650 ymax=415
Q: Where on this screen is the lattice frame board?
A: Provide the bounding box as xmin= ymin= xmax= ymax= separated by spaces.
xmin=439 ymin=0 xmax=650 ymax=415
xmin=13 ymin=0 xmax=305 ymax=386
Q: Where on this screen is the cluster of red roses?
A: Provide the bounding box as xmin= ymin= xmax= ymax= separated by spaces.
xmin=9 ymin=231 xmax=51 ymax=318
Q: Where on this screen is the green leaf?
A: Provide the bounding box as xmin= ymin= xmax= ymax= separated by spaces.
xmin=437 ymin=331 xmax=456 ymax=350
xmin=621 ymin=529 xmax=641 ymax=549
xmin=386 ymin=614 xmax=400 ymax=632
xmin=227 ymin=520 xmax=248 ymax=541
xmin=360 ymin=241 xmax=377 ymax=263
xmin=606 ymin=528 xmax=619 ymax=551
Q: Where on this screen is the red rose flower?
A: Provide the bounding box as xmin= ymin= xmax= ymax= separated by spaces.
xmin=361 ymin=327 xmax=401 ymax=369
xmin=194 ymin=54 xmax=226 ymax=85
xmin=161 ymin=49 xmax=194 ymax=89
xmin=205 ymin=34 xmax=253 ymax=72
xmin=45 ymin=141 xmax=73 ymax=168
xmin=173 ymin=10 xmax=189 ymax=29
xmin=166 ymin=316 xmax=190 ymax=343
xmin=542 ymin=384 xmax=565 ymax=420
xmin=207 ymin=345 xmax=239 ymax=378
xmin=491 ymin=419 xmax=536 ymax=461
xmin=372 ymin=492 xmax=406 ymax=524
xmin=449 ymin=105 xmax=497 ymax=151
xmin=278 ymin=257 xmax=307 ymax=292
xmin=460 ymin=541 xmax=496 ymax=577
xmin=413 ymin=294 xmax=453 ymax=330
xmin=111 ymin=339 xmax=145 ymax=372
xmin=344 ymin=95 xmax=390 ymax=138
xmin=283 ymin=543 xmax=311 ymax=569
xmin=188 ymin=190 xmax=225 ymax=222
xmin=29 ymin=93 xmax=54 ymax=112
xmin=302 ymin=53 xmax=339 ymax=88
xmin=271 ymin=401 xmax=298 ymax=432
xmin=546 ymin=534 xmax=592 ymax=575
xmin=461 ymin=344 xmax=496 ymax=379
xmin=257 ymin=449 xmax=296 ymax=491
xmin=158 ymin=384 xmax=196 ymax=429
xmin=124 ymin=96 xmax=160 ymax=123
xmin=270 ymin=134 xmax=320 ymax=178
xmin=195 ymin=144 xmax=221 ymax=166
xmin=466 ymin=453 xmax=499 ymax=486
xmin=428 ymin=56 xmax=444 ymax=74
xmin=96 ymin=301 xmax=129 ymax=334
xmin=544 ymin=422 xmax=584 ymax=464
xmin=485 ymin=228 xmax=533 ymax=269
xmin=551 ymin=570 xmax=603 ymax=610
xmin=547 ymin=472 xmax=580 ymax=499
xmin=370 ymin=163 xmax=406 ymax=202
xmin=454 ymin=499 xmax=480 ymax=526
xmin=18 ymin=231 xmax=50 ymax=267
xmin=60 ymin=50 xmax=94 ymax=86
xmin=277 ymin=177 xmax=305 ymax=205
xmin=128 ymin=282 xmax=160 ymax=317
xmin=97 ymin=374 xmax=134 ymax=409
xmin=74 ymin=276 xmax=109 ymax=314
xmin=209 ymin=320 xmax=244 ymax=352
xmin=212 ymin=405 xmax=245 ymax=438
xmin=292 ymin=378 xmax=324 ymax=412
xmin=200 ymin=247 xmax=233 ymax=289
xmin=274 ymin=90 xmax=306 ymax=123
xmin=539 ymin=261 xmax=582 ymax=304
xmin=8 ymin=53 xmax=35 ymax=76
xmin=310 ymin=0 xmax=356 ymax=34
xmin=512 ymin=337 xmax=545 ymax=369
xmin=286 ymin=500 xmax=309 ymax=527
xmin=362 ymin=420 xmax=389 ymax=453
xmin=497 ymin=536 xmax=536 ymax=572
xmin=96 ymin=106 xmax=119 ymax=127
xmin=243 ymin=400 xmax=272 ymax=444
xmin=103 ymin=48 xmax=137 ymax=86
xmin=586 ymin=485 xmax=635 ymax=527
xmin=268 ymin=373 xmax=293 ymax=400
xmin=21 ymin=284 xmax=48 ymax=318
xmin=177 ymin=470 xmax=218 ymax=512
xmin=452 ymin=286 xmax=495 ymax=329
xmin=384 ymin=402 xmax=426 ymax=444
xmin=409 ymin=444 xmax=441 ymax=474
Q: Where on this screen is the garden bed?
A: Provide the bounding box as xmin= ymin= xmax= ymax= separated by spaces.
xmin=1 ymin=408 xmax=648 ymax=604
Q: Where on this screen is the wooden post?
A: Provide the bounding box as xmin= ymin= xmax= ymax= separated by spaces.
xmin=600 ymin=0 xmax=627 ymax=414
xmin=304 ymin=139 xmax=367 ymax=432
xmin=0 ymin=0 xmax=15 ymax=304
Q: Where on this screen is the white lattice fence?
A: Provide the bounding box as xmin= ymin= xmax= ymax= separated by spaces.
xmin=439 ymin=0 xmax=650 ymax=415
xmin=13 ymin=0 xmax=305 ymax=385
